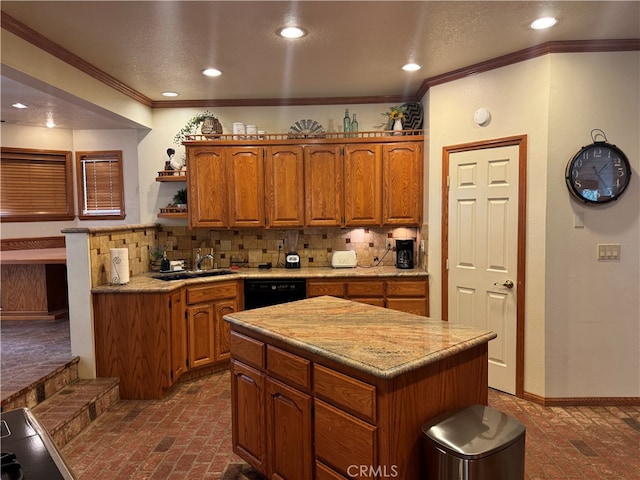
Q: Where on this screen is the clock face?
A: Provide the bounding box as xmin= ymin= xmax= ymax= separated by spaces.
xmin=565 ymin=142 xmax=632 ymax=204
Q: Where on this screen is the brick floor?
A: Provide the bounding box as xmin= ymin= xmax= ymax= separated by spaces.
xmin=56 ymin=369 xmax=640 ymax=480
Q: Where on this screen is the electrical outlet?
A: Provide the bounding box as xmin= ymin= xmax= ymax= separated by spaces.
xmin=386 ymin=239 xmax=393 ymax=250
xmin=420 ymin=240 xmax=425 ymax=253
xmin=277 ymin=239 xmax=284 ymax=251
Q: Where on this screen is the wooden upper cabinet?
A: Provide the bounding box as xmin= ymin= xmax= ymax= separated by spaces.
xmin=344 ymin=144 xmax=382 ymax=226
xmin=187 ymin=146 xmax=228 ymax=228
xmin=227 ymin=147 xmax=265 ymax=228
xmin=184 ymin=136 xmax=423 ymax=228
xmin=382 ymin=142 xmax=423 ymax=226
xmin=304 ymin=145 xmax=343 ymax=227
xmin=265 ymin=146 xmax=304 ymax=227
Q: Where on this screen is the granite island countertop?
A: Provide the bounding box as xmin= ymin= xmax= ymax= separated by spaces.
xmin=224 ymin=296 xmax=496 ymax=379
xmin=91 ymin=266 xmax=428 ymax=293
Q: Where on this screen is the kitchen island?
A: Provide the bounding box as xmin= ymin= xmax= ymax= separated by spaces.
xmin=224 ymin=296 xmax=496 ymax=480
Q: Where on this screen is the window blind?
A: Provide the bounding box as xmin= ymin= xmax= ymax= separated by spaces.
xmin=76 ymin=151 xmax=125 ymax=219
xmin=0 ymin=148 xmax=74 ymax=222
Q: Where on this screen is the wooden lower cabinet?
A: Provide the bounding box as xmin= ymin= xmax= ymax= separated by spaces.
xmin=170 ymin=289 xmax=188 ymax=381
xmin=266 ymin=378 xmax=313 ymax=479
xmin=307 ymin=277 xmax=429 ymax=316
xmin=93 ymin=279 xmax=240 ymax=400
xmin=230 ymin=360 xmax=267 ymax=472
xmin=186 ymin=303 xmax=216 ymax=368
xmin=94 ymin=292 xmax=174 ymax=399
xmin=229 ymin=326 xmax=489 ymax=480
xmin=185 ymin=281 xmax=240 ymax=368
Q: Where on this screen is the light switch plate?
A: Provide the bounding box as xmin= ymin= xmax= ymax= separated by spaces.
xmin=597 ymin=243 xmax=620 ymax=260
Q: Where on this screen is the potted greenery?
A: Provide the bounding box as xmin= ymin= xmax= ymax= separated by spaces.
xmin=172 ymin=188 xmax=188 ymax=209
xmin=174 ymin=110 xmax=222 ymax=144
xmin=149 ymin=246 xmax=165 ymax=271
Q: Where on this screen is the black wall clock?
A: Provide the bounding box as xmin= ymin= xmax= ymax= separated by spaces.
xmin=565 ymin=130 xmax=632 ymax=204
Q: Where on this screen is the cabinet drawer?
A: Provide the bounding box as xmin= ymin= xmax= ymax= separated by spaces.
xmin=316 ymin=461 xmax=348 ymax=480
xmin=230 ymin=331 xmax=265 ymax=369
xmin=267 ymin=345 xmax=311 ymax=391
xmin=307 ymin=280 xmax=346 ymax=298
xmin=347 ymin=280 xmax=384 ymax=297
xmin=351 ymin=297 xmax=385 ymax=308
xmin=386 ymin=279 xmax=427 ymax=297
xmin=315 ymin=399 xmax=376 ymax=475
xmin=186 ymin=281 xmax=238 ymax=304
xmin=313 ymin=364 xmax=376 ymax=422
xmin=386 ymin=298 xmax=428 ymax=317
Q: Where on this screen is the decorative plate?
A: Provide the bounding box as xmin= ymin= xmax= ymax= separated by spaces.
xmin=401 ymin=102 xmax=423 ymax=133
xmin=288 ymin=119 xmax=325 ymax=138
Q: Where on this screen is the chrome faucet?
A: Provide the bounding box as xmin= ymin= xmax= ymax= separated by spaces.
xmin=195 ymin=248 xmax=214 ymax=271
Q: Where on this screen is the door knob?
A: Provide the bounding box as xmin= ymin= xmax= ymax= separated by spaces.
xmin=494 ymin=280 xmax=514 ymax=289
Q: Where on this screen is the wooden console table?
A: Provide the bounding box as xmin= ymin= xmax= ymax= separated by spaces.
xmin=0 ymin=248 xmax=68 ymax=320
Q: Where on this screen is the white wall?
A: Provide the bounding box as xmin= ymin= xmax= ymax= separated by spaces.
xmin=544 ymin=52 xmax=640 ymax=397
xmin=1 ymin=125 xmax=142 ymax=238
xmin=425 ymin=51 xmax=639 ymax=398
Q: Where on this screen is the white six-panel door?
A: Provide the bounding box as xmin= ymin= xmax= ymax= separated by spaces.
xmin=447 ymin=145 xmax=520 ymax=394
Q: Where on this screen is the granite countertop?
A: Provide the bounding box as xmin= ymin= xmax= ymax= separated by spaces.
xmin=91 ymin=266 xmax=428 ymax=293
xmin=224 ymin=296 xmax=496 ymax=379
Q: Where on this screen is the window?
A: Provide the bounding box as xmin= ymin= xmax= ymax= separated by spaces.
xmin=0 ymin=147 xmax=75 ymax=222
xmin=75 ymin=151 xmax=125 ymax=220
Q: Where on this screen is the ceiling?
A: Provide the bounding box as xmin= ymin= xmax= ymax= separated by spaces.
xmin=1 ymin=1 xmax=639 ymax=130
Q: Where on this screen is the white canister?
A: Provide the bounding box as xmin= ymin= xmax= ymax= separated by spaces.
xmin=233 ymin=122 xmax=246 ymax=139
xmin=246 ymin=124 xmax=257 ymax=139
xmin=257 ymin=129 xmax=266 ymax=139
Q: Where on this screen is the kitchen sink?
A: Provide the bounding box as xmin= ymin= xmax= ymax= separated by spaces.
xmin=153 ymin=269 xmax=236 ymax=281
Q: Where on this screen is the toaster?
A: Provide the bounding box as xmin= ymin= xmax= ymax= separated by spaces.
xmin=331 ymin=250 xmax=357 ymax=268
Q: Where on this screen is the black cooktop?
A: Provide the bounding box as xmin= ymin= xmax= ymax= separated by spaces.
xmin=1 ymin=408 xmax=75 ymax=480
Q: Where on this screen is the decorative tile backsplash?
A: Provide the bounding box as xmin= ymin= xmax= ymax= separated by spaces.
xmin=88 ymin=224 xmax=427 ymax=286
xmin=156 ymin=226 xmax=421 ymax=271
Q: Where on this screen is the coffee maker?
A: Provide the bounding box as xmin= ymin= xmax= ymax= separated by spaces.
xmin=395 ymin=239 xmax=415 ymax=269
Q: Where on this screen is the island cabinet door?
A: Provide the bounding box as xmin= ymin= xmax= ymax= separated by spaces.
xmin=231 ymin=360 xmax=267 ymax=474
xmin=266 ymin=377 xmax=313 ymax=480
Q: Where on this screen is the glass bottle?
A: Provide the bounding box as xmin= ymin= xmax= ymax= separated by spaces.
xmin=350 ymin=113 xmax=358 ymax=136
xmin=161 ymin=250 xmax=170 ymax=272
xmin=343 ymin=108 xmax=350 ymax=136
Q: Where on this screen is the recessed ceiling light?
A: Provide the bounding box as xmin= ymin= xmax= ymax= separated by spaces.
xmin=162 ymin=91 xmax=179 ymax=97
xmin=12 ymin=103 xmax=28 ymax=109
xmin=402 ymin=63 xmax=422 ymax=72
xmin=45 ymin=119 xmax=56 ymax=128
xmin=202 ymin=68 xmax=222 ymax=77
xmin=278 ymin=26 xmax=307 ymax=39
xmin=530 ymin=16 xmax=558 ymax=30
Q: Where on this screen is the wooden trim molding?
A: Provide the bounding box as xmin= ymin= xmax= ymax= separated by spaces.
xmin=1 ymin=12 xmax=153 ymax=108
xmin=3 ymin=11 xmax=637 ymax=108
xmin=523 ymin=391 xmax=640 ymax=407
xmin=1 ymin=236 xmax=66 ymax=251
xmin=416 ymin=39 xmax=640 ymax=98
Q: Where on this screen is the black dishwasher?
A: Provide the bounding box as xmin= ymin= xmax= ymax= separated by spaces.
xmin=244 ymin=279 xmax=307 ymax=310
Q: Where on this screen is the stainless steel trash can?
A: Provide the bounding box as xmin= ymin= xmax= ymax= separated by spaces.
xmin=421 ymin=404 xmax=525 ymax=480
